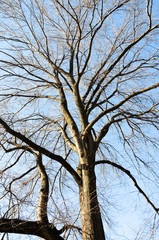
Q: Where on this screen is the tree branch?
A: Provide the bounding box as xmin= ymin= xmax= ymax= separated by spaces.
xmin=79 ymin=0 xmax=130 ymax=78
xmin=84 ymin=82 xmax=159 ymax=133
xmin=0 ymin=118 xmax=82 ymax=186
xmin=37 ymin=153 xmax=49 ymax=223
xmin=95 ymin=160 xmax=159 ymax=214
xmin=0 ymin=219 xmax=64 ymax=240
xmin=83 ymin=23 xmax=159 ymax=107
xmin=54 ymin=73 xmax=85 ymax=158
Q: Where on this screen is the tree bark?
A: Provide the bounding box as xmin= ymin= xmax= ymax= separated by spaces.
xmin=79 ymin=164 xmax=105 ymax=240
xmin=37 ymin=153 xmax=49 ymax=223
xmin=0 ymin=219 xmax=64 ymax=240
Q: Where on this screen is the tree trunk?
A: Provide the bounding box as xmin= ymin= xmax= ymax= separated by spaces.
xmin=79 ymin=161 xmax=105 ymax=240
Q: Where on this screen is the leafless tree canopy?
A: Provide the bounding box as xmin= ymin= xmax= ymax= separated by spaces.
xmin=0 ymin=0 xmax=159 ymax=239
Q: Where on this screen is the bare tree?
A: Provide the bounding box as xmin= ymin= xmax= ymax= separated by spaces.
xmin=0 ymin=0 xmax=159 ymax=239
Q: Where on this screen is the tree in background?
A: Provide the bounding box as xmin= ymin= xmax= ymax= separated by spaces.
xmin=0 ymin=0 xmax=159 ymax=239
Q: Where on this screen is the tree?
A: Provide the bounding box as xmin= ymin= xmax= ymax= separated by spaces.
xmin=0 ymin=0 xmax=159 ymax=239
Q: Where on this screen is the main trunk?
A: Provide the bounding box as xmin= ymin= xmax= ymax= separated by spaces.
xmin=79 ymin=161 xmax=105 ymax=240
